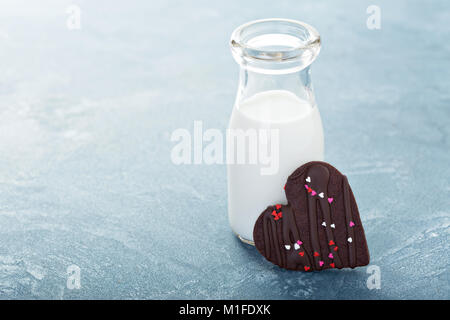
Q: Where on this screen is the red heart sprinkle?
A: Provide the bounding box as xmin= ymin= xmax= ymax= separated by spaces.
xmin=307 ymin=187 xmax=312 ymax=193
xmin=330 ymin=263 xmax=335 ymax=268
xmin=272 ymin=211 xmax=282 ymax=221
xmin=299 ymin=251 xmax=305 ymax=257
xmin=334 ymin=246 xmax=338 ymax=251
xmin=276 ymin=204 xmax=281 ymax=210
xmin=304 ymin=266 xmax=310 ymax=271
xmin=329 ymin=240 xmax=335 ymax=246
xmin=314 ymin=251 xmax=320 ymax=257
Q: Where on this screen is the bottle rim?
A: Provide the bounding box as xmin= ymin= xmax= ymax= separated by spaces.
xmin=230 ymin=18 xmax=321 ymax=74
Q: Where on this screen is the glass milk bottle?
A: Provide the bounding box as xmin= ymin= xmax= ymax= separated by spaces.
xmin=228 ymin=19 xmax=324 ymax=244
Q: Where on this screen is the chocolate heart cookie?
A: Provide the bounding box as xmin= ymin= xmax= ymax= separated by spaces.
xmin=253 ymin=161 xmax=370 ymax=271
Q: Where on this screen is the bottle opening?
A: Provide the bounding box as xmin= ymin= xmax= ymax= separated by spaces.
xmin=230 ymin=18 xmax=321 ymax=74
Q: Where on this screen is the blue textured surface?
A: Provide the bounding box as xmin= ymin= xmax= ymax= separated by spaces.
xmin=0 ymin=0 xmax=448 ymax=299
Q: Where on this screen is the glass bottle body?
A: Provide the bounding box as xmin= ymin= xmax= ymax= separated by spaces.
xmin=228 ymin=19 xmax=324 ymax=243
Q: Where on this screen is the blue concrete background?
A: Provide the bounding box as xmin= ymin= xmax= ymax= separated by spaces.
xmin=0 ymin=0 xmax=448 ymax=299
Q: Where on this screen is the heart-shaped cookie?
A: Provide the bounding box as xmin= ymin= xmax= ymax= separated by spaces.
xmin=253 ymin=161 xmax=370 ymax=271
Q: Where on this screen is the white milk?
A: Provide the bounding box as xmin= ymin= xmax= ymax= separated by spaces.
xmin=227 ymin=89 xmax=324 ymax=242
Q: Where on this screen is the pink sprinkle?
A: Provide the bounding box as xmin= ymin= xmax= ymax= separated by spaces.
xmin=311 ymin=190 xmax=317 ymax=196
xmin=328 ymin=197 xmax=333 ymax=204
xmin=297 ymin=240 xmax=303 ymax=245
xmin=304 ymin=184 xmax=309 ymax=189
xmin=328 ymin=253 xmax=334 ymax=259
xmin=319 ymin=261 xmax=324 ymax=267
xmin=349 ymin=221 xmax=355 ymax=227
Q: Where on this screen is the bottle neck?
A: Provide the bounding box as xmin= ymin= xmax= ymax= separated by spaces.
xmin=236 ymin=66 xmax=316 ymax=106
